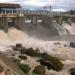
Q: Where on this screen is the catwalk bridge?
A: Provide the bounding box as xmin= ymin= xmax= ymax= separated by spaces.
xmin=0 ymin=9 xmax=74 ymax=32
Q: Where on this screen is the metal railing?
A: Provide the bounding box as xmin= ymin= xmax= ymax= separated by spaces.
xmin=0 ymin=9 xmax=63 ymax=16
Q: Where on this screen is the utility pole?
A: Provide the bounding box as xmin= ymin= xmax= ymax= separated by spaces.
xmin=43 ymin=5 xmax=52 ymax=11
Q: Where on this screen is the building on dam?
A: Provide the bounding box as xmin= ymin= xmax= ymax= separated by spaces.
xmin=0 ymin=3 xmax=21 ymax=32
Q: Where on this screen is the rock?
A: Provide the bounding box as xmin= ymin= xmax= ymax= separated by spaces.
xmin=69 ymin=68 xmax=75 ymax=75
xmin=20 ymin=47 xmax=27 ymax=54
xmin=70 ymin=42 xmax=75 ymax=48
xmin=39 ymin=53 xmax=64 ymax=71
xmin=12 ymin=43 xmax=23 ymax=51
xmin=16 ymin=43 xmax=22 ymax=48
xmin=19 ymin=55 xmax=27 ymax=60
xmin=12 ymin=46 xmax=18 ymax=51
xmin=33 ymin=65 xmax=45 ymax=74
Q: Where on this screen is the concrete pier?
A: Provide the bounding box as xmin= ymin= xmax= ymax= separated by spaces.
xmin=3 ymin=17 xmax=8 ymax=32
xmin=0 ymin=17 xmax=8 ymax=32
xmin=67 ymin=17 xmax=72 ymax=25
xmin=0 ymin=18 xmax=4 ymax=29
xmin=56 ymin=17 xmax=63 ymax=25
xmin=31 ymin=16 xmax=37 ymax=27
xmin=0 ymin=15 xmax=26 ymax=32
xmin=42 ymin=16 xmax=53 ymax=25
xmin=15 ymin=16 xmax=25 ymax=29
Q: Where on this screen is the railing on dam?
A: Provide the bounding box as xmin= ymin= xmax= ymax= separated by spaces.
xmin=0 ymin=9 xmax=63 ymax=16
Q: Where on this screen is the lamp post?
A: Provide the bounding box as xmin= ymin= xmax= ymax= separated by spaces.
xmin=49 ymin=5 xmax=52 ymax=11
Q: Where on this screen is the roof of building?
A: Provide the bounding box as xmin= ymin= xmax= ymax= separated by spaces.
xmin=0 ymin=53 xmax=25 ymax=75
xmin=0 ymin=3 xmax=21 ymax=8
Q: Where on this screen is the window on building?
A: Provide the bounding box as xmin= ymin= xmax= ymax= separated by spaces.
xmin=0 ymin=64 xmax=5 ymax=73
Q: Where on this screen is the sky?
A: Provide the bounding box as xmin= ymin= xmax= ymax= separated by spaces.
xmin=0 ymin=0 xmax=75 ymax=11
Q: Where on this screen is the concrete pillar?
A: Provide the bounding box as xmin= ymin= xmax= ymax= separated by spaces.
xmin=67 ymin=17 xmax=72 ymax=25
xmin=14 ymin=17 xmax=20 ymax=29
xmin=0 ymin=18 xmax=4 ymax=29
xmin=42 ymin=16 xmax=49 ymax=24
xmin=42 ymin=16 xmax=53 ymax=25
xmin=31 ymin=16 xmax=37 ymax=27
xmin=2 ymin=17 xmax=8 ymax=32
xmin=14 ymin=16 xmax=25 ymax=29
xmin=48 ymin=17 xmax=53 ymax=25
xmin=56 ymin=17 xmax=63 ymax=25
xmin=42 ymin=16 xmax=45 ymax=24
xmin=72 ymin=17 xmax=75 ymax=22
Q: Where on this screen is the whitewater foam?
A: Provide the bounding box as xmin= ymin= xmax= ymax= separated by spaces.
xmin=0 ymin=24 xmax=75 ymax=75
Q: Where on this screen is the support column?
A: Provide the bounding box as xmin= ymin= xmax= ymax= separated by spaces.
xmin=56 ymin=16 xmax=63 ymax=25
xmin=67 ymin=17 xmax=72 ymax=25
xmin=14 ymin=17 xmax=20 ymax=29
xmin=72 ymin=17 xmax=75 ymax=22
xmin=42 ymin=16 xmax=49 ymax=24
xmin=31 ymin=16 xmax=37 ymax=27
xmin=0 ymin=18 xmax=4 ymax=29
xmin=48 ymin=17 xmax=53 ymax=25
xmin=42 ymin=16 xmax=45 ymax=24
xmin=2 ymin=17 xmax=8 ymax=32
xmin=14 ymin=16 xmax=25 ymax=29
xmin=42 ymin=16 xmax=53 ymax=26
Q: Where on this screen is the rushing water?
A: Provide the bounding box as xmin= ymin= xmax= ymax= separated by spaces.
xmin=0 ymin=22 xmax=75 ymax=75
xmin=0 ymin=22 xmax=75 ymax=50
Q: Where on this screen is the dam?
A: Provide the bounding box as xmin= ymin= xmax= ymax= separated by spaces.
xmin=0 ymin=3 xmax=74 ymax=35
xmin=0 ymin=3 xmax=75 ymax=75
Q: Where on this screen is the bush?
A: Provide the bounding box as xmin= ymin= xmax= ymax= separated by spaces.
xmin=12 ymin=58 xmax=20 ymax=64
xmin=18 ymin=64 xmax=31 ymax=74
xmin=33 ymin=65 xmax=45 ymax=74
xmin=25 ymin=48 xmax=41 ymax=57
xmin=35 ymin=49 xmax=40 ymax=53
xmin=19 ymin=55 xmax=27 ymax=60
xmin=38 ymin=53 xmax=64 ymax=71
xmin=69 ymin=68 xmax=75 ymax=75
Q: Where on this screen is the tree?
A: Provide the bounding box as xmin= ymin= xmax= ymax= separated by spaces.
xmin=18 ymin=64 xmax=31 ymax=74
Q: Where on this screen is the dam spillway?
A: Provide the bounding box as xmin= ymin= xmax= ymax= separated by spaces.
xmin=0 ymin=6 xmax=74 ymax=42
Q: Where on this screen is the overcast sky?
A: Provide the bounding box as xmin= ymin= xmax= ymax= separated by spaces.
xmin=0 ymin=0 xmax=75 ymax=11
